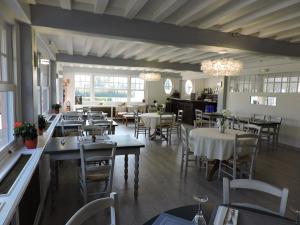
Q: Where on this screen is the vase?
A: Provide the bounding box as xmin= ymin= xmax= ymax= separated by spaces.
xmin=25 ymin=138 xmax=38 ymax=149
xmin=219 ymin=125 xmax=225 ymax=133
xmin=54 ymin=109 xmax=59 ymax=114
xmin=38 ymin=128 xmax=44 ymax=135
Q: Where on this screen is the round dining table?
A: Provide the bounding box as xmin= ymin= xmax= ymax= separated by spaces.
xmin=189 ymin=128 xmax=246 ymax=160
xmin=140 ymin=112 xmax=174 ymax=129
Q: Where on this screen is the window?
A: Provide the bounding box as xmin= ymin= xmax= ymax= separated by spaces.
xmin=0 ymin=25 xmax=8 ymax=81
xmin=94 ymin=76 xmax=128 ymax=102
xmin=0 ymin=23 xmax=14 ymax=151
xmin=230 ymin=73 xmax=300 ymax=94
xmin=131 ymin=77 xmax=144 ymax=102
xmin=164 ymin=79 xmax=172 ymax=94
xmin=75 ymin=75 xmax=91 ymax=104
xmin=185 ymin=80 xmax=193 ymax=95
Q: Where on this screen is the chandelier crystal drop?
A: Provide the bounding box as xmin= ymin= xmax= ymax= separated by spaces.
xmin=201 ymin=58 xmax=243 ymax=77
xmin=139 ymin=72 xmax=161 ymax=81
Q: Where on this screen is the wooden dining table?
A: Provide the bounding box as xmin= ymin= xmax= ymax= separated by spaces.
xmin=44 ymin=135 xmax=145 ymax=201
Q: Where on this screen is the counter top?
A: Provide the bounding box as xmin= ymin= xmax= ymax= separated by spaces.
xmin=0 ymin=114 xmax=61 ymax=225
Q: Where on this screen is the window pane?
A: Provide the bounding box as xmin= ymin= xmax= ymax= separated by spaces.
xmin=267 ymin=83 xmax=274 ymax=93
xmin=274 ymin=83 xmax=281 ymax=93
xmin=185 ymin=80 xmax=193 ymax=95
xmin=0 ymin=92 xmax=14 ymax=150
xmin=289 ymin=83 xmax=298 ymax=93
xmin=131 ymin=90 xmax=144 ymax=102
xmin=1 ymin=55 xmax=8 ymax=81
xmin=281 ymin=83 xmax=288 ymax=93
xmin=164 ymin=79 xmax=173 ymax=94
xmin=290 ymin=77 xmax=298 ymax=82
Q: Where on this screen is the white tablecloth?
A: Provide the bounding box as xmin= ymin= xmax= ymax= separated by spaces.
xmin=189 ymin=128 xmax=246 ymax=160
xmin=140 ymin=113 xmax=174 ymax=129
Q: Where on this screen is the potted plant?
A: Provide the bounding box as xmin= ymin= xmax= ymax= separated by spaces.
xmin=23 ymin=122 xmax=38 ymax=149
xmin=38 ymin=115 xmax=47 ymax=135
xmin=52 ymin=103 xmax=62 ymax=114
xmin=14 ymin=122 xmax=38 ymax=149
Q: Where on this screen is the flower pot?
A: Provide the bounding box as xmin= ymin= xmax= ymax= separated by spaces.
xmin=38 ymin=128 xmax=44 ymax=135
xmin=25 ymin=138 xmax=38 ymax=149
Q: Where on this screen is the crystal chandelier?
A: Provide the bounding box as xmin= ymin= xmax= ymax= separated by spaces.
xmin=201 ymin=58 xmax=243 ymax=76
xmin=139 ymin=72 xmax=161 ymax=81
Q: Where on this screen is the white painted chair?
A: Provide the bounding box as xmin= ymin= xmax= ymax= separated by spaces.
xmin=63 ymin=111 xmax=82 ymax=120
xmin=194 ymin=109 xmax=210 ymax=128
xmin=219 ymin=133 xmax=260 ymax=179
xmin=79 ymin=142 xmax=116 ymax=204
xmin=65 ymin=192 xmax=119 ymax=225
xmin=180 ymin=124 xmax=208 ymax=177
xmin=171 ymin=109 xmax=184 ymax=138
xmin=91 ymin=120 xmax=113 ymax=135
xmin=158 ymin=113 xmax=174 ymax=144
xmin=61 ymin=119 xmax=83 ymax=136
xmin=252 ymin=114 xmax=266 ymax=121
xmin=134 ymin=112 xmax=150 ymax=138
xmin=223 ymin=177 xmax=289 ymax=217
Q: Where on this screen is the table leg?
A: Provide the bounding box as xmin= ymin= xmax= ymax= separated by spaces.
xmin=112 ymin=126 xmax=115 ymax=135
xmin=134 ymin=153 xmax=140 ymax=200
xmin=124 ymin=154 xmax=128 ymax=182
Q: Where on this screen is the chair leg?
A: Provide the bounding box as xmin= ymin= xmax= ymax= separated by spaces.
xmin=185 ymin=150 xmax=189 ymax=177
xmin=218 ymin=161 xmax=222 ymax=180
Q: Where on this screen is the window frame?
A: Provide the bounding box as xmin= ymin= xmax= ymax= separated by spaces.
xmin=185 ymin=80 xmax=193 ymax=95
xmin=164 ymin=78 xmax=173 ymax=95
xmin=0 ymin=21 xmax=16 ymax=155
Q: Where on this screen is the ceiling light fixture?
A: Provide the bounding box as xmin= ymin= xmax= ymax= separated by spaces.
xmin=201 ymin=58 xmax=243 ymax=77
xmin=139 ymin=72 xmax=161 ymax=81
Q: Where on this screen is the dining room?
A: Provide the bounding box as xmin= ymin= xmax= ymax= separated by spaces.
xmin=0 ymin=1 xmax=300 ymax=225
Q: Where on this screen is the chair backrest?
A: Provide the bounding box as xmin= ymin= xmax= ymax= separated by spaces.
xmin=229 ymin=116 xmax=241 ymax=130
xmin=223 ymin=177 xmax=289 ymax=217
xmin=253 ymin=114 xmax=266 ymax=121
xmin=194 ymin=109 xmax=204 ymax=128
xmin=91 ymin=120 xmax=113 ymax=134
xmin=180 ymin=124 xmax=188 ymax=149
xmin=244 ymin=123 xmax=261 ymax=136
xmin=63 ymin=112 xmax=82 ymax=120
xmin=159 ymin=113 xmax=174 ymax=128
xmin=177 ymin=110 xmax=184 ymax=123
xmin=61 ymin=120 xmax=83 ymax=137
xmin=89 ymin=112 xmax=107 ymax=120
xmin=138 ymin=104 xmax=147 ymax=113
xmin=233 ymin=133 xmax=260 ymax=179
xmin=65 ymin=192 xmax=119 ymax=225
xmin=268 ymin=116 xmax=283 ymax=132
xmin=80 ymin=142 xmax=117 ymax=195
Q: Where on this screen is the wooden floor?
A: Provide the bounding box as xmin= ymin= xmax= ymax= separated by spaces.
xmin=39 ymin=123 xmax=300 ymax=225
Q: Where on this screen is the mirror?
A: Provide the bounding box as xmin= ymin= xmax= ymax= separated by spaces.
xmin=250 ymin=96 xmax=277 ymax=106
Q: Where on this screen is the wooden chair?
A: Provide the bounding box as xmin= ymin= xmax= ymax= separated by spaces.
xmin=219 ymin=133 xmax=260 ymax=180
xmin=158 ymin=113 xmax=174 ymax=144
xmin=180 ymin=124 xmax=208 ymax=177
xmin=134 ymin=112 xmax=150 ymax=138
xmin=194 ymin=109 xmax=210 ymax=128
xmin=79 ymin=142 xmax=116 ymax=204
xmin=65 ymin=192 xmax=119 ymax=225
xmin=223 ymin=177 xmax=289 ymax=217
xmin=61 ymin=120 xmax=83 ymax=137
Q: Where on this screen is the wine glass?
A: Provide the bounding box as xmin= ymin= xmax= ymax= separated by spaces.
xmin=193 ymin=194 xmax=208 ymax=225
xmin=60 ymin=138 xmax=65 ymax=146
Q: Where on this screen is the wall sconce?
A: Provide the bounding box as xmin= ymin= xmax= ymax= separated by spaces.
xmin=217 ymin=81 xmax=222 ymax=88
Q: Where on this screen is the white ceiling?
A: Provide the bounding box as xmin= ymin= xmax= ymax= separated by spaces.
xmin=34 ymin=0 xmax=300 ymax=43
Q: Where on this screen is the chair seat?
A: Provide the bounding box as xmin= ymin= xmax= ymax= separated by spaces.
xmin=227 ymin=155 xmax=250 ymax=164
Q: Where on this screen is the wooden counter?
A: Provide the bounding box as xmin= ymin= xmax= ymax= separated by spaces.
xmin=166 ymin=98 xmax=217 ymax=125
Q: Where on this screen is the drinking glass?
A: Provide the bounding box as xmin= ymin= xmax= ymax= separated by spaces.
xmin=193 ymin=194 xmax=208 ymax=225
xmin=60 ymin=138 xmax=65 ymax=145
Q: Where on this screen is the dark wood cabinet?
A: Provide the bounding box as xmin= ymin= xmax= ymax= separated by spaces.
xmin=166 ymin=98 xmax=217 ymax=125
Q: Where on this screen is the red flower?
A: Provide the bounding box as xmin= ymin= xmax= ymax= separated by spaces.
xmin=14 ymin=121 xmax=23 ymax=128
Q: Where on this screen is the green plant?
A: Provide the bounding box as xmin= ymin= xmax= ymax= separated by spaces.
xmin=52 ymin=103 xmax=62 ymax=110
xmin=14 ymin=122 xmax=37 ymax=140
xmin=38 ymin=115 xmax=47 ymax=130
xmin=22 ymin=122 xmax=38 ymax=140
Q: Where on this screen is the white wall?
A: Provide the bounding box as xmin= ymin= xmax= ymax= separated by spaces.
xmin=227 ymin=92 xmax=300 ymax=147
